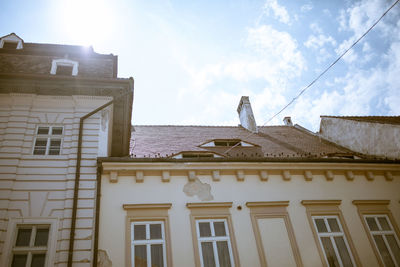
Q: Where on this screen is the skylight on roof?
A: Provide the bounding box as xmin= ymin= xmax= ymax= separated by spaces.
xmin=200 ymin=139 xmax=255 ymax=147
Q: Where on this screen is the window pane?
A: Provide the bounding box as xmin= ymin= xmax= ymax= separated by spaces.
xmin=321 ymin=237 xmax=339 ymax=267
xmin=56 ymin=65 xmax=73 ymax=75
xmin=315 ymin=219 xmax=328 ymax=233
xmin=11 ymin=254 xmax=27 ymax=267
xmin=199 ymin=222 xmax=212 ymax=237
xmin=134 ymin=225 xmax=146 ymax=240
xmin=48 ymin=139 xmax=61 ymax=155
xmin=378 ymin=217 xmax=391 ymax=231
xmin=35 ymin=228 xmax=49 ymax=246
xmin=373 ymin=235 xmax=395 ymax=266
xmin=34 ymin=139 xmax=47 ymax=155
xmin=3 ymin=41 xmax=18 ymax=49
xmin=214 ymin=222 xmax=226 ymax=237
xmin=151 ymin=244 xmax=164 ymax=267
xmin=386 ymin=235 xmax=400 ymax=265
xmin=51 ymin=127 xmax=63 ymax=135
xmin=334 ymin=236 xmax=353 ymax=267
xmin=366 ymin=217 xmax=379 ymax=231
xmin=150 ymin=224 xmax=162 ymax=239
xmin=134 ymin=245 xmax=147 ymax=267
xmin=201 ymin=242 xmax=216 ymax=267
xmin=16 ymin=228 xmax=32 ymax=246
xmin=327 ymin=218 xmax=340 ymax=232
xmin=37 ymin=127 xmax=49 ymax=135
xmin=31 ymin=254 xmax=46 ymax=267
xmin=217 ymin=241 xmax=232 ymax=267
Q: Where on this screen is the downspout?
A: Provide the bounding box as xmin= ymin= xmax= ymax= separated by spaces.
xmin=93 ymin=160 xmax=103 ymax=266
xmin=68 ymin=99 xmax=116 ymax=267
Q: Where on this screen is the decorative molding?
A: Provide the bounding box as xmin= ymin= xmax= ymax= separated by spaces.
xmin=259 ymin=170 xmax=268 ymax=181
xmin=162 ymin=171 xmax=170 ymax=182
xmin=246 ymin=201 xmax=289 ymax=208
xmin=212 ymin=170 xmax=220 ymax=181
xmin=301 ymin=200 xmax=341 ymax=206
xmin=123 ymin=203 xmax=172 ymax=210
xmin=109 ymin=171 xmax=118 ymax=183
xmin=236 ymin=170 xmax=244 ymax=181
xmin=188 ymin=171 xmax=196 ymax=181
xmin=282 ymin=170 xmax=291 ymax=181
xmin=345 ymin=171 xmax=354 ymax=181
xmin=186 ymin=202 xmax=232 ymax=209
xmin=352 ymin=200 xmax=390 ymax=206
xmin=384 ymin=171 xmax=393 ymax=181
xmin=304 ymin=171 xmax=313 ymax=181
xmin=325 ymin=171 xmax=333 ymax=181
xmin=135 ymin=171 xmax=144 ymax=183
xmin=366 ymin=171 xmax=374 ymax=181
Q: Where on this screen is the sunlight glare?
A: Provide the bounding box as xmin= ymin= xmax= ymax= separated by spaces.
xmin=59 ymin=0 xmax=115 ymax=47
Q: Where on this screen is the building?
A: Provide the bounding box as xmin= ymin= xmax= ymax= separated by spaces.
xmin=0 ymin=33 xmax=133 ymax=266
xmin=97 ymin=97 xmax=400 ymax=267
xmin=319 ymin=116 xmax=400 ymax=160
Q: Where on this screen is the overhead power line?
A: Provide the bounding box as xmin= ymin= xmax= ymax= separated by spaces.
xmin=225 ymin=0 xmax=400 ymax=155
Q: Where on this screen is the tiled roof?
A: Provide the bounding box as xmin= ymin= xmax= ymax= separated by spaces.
xmin=321 ymin=116 xmax=400 ymax=125
xmin=130 ymin=125 xmax=363 ymax=159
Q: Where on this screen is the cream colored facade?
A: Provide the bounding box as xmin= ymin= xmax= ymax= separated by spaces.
xmin=0 ymin=93 xmax=113 ymax=266
xmin=99 ymin=161 xmax=400 ymax=267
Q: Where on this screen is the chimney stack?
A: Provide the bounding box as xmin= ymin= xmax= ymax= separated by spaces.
xmin=283 ymin=116 xmax=293 ymax=126
xmin=237 ymin=96 xmax=257 ymax=133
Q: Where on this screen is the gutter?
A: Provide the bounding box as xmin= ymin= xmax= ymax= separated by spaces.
xmin=67 ymin=87 xmax=133 ymax=267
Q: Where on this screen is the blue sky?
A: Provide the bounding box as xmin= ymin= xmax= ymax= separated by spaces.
xmin=1 ymin=0 xmax=399 ymax=131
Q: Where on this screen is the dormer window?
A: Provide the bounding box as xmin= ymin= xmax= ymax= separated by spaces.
xmin=200 ymin=139 xmax=255 ymax=147
xmin=0 ymin=33 xmax=23 ymax=49
xmin=172 ymin=152 xmax=223 ymax=159
xmin=50 ymin=59 xmax=79 ymax=76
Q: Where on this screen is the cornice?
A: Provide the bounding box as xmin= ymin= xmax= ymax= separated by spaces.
xmin=246 ymin=201 xmax=289 ymax=207
xmin=123 ymin=203 xmax=172 ymax=210
xmin=301 ymin=200 xmax=341 ymax=206
xmin=352 ymin=200 xmax=390 ymax=206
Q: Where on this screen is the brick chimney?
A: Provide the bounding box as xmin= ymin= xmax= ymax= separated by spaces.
xmin=237 ymin=96 xmax=257 ymax=133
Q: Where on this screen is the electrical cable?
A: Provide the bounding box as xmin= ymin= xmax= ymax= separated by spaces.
xmin=224 ymin=0 xmax=400 ymax=155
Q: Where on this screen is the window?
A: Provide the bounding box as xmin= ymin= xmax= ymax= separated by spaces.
xmin=302 ymin=200 xmax=361 ymax=267
xmin=123 ymin=203 xmax=172 ymax=267
xmin=353 ymin=200 xmax=400 ymax=267
xmin=0 ymin=33 xmax=23 ymax=49
xmin=364 ymin=215 xmax=400 ymax=266
xmin=50 ymin=58 xmax=79 ymax=76
xmin=131 ymin=221 xmax=166 ymax=267
xmin=187 ymin=202 xmax=239 ymax=267
xmin=312 ymin=216 xmax=355 ymax=267
xmin=11 ymin=225 xmax=50 ymax=267
xmin=172 ymin=152 xmax=223 ymax=159
xmin=2 ymin=41 xmax=18 ymax=49
xmin=200 ymin=139 xmax=255 ymax=148
xmin=196 ymin=219 xmax=234 ymax=267
xmin=33 ymin=126 xmax=63 ymax=155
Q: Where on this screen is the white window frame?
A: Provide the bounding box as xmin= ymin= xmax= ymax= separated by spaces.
xmin=364 ymin=214 xmax=400 ymax=267
xmin=195 ymin=219 xmax=235 ymax=267
xmin=131 ymin=221 xmax=167 ymax=267
xmin=1 ymin=218 xmax=58 ymax=267
xmin=0 ymin=34 xmax=23 ymax=49
xmin=50 ymin=58 xmax=79 ymax=76
xmin=312 ymin=215 xmax=356 ymax=267
xmin=33 ymin=126 xmax=64 ymax=156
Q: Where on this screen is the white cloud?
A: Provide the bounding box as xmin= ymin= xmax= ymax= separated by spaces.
xmin=304 ymin=34 xmax=336 ymax=49
xmin=263 ymin=0 xmax=291 ymax=25
xmin=301 ymin=4 xmax=313 ymax=13
xmin=310 ymin=23 xmax=323 ymax=34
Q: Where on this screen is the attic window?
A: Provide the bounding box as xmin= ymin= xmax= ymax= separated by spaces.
xmin=172 ymin=152 xmax=223 ymax=159
xmin=200 ymin=139 xmax=255 ymax=147
xmin=50 ymin=59 xmax=79 ymax=76
xmin=0 ymin=33 xmax=23 ymax=49
xmin=2 ymin=41 xmax=18 ymax=49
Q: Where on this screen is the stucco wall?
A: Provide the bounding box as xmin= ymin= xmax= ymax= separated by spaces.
xmin=0 ymin=93 xmax=112 ymax=266
xmin=99 ymin=164 xmax=400 ymax=267
xmin=320 ymin=117 xmax=400 ymax=159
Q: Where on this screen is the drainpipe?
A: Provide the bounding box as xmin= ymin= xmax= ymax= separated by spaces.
xmin=67 ymin=84 xmax=133 ymax=267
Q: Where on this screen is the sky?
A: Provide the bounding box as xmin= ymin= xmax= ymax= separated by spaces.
xmin=1 ymin=0 xmax=399 ymax=131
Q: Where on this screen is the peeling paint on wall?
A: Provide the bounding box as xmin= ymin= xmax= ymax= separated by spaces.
xmin=98 ymin=249 xmax=112 ymax=267
xmin=183 ymin=177 xmax=214 ymax=201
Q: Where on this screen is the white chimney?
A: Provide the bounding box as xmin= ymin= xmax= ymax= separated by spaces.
xmin=283 ymin=116 xmax=293 ymax=126
xmin=237 ymin=96 xmax=257 ymax=133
